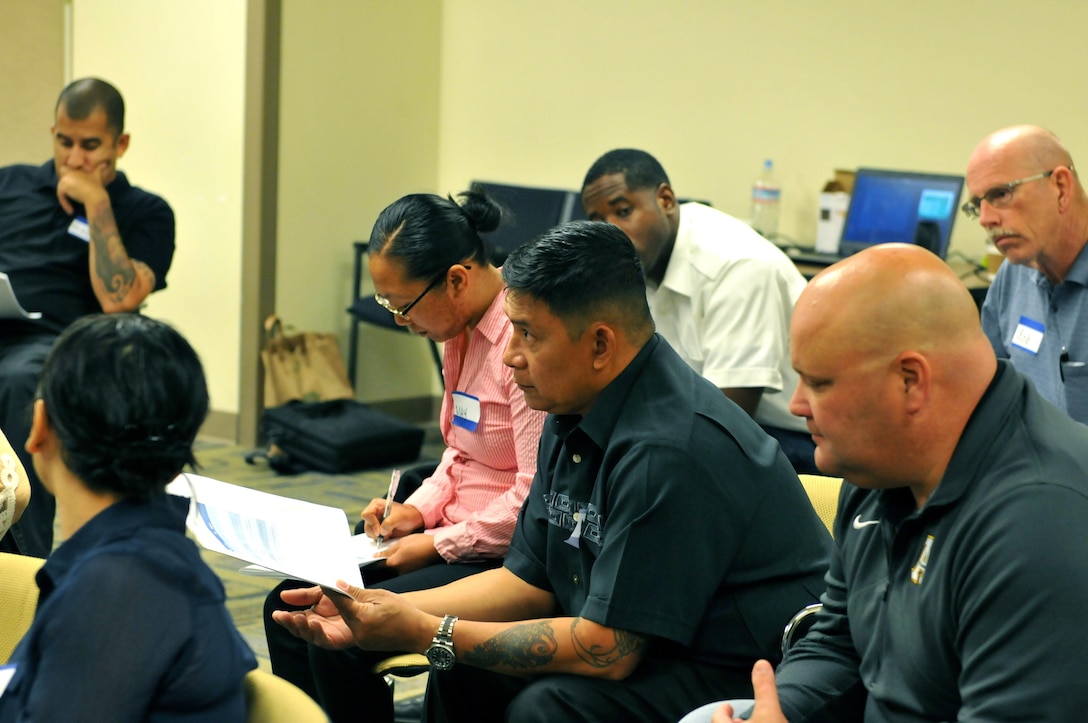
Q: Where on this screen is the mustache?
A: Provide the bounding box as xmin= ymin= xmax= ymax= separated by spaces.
xmin=987 ymin=228 xmax=1017 ymax=242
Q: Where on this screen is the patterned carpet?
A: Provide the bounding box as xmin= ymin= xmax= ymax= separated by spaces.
xmin=193 ymin=426 xmax=445 ymax=703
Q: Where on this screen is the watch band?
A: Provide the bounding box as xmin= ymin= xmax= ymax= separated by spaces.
xmin=426 ymin=614 xmax=458 ymax=670
xmin=437 ymin=614 xmax=457 ymax=640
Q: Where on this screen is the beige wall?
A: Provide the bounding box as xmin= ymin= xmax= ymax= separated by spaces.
xmin=71 ymin=0 xmax=247 ymax=420
xmin=276 ymin=0 xmax=442 ymax=404
xmin=438 ymin=0 xmax=1088 ymax=261
xmin=0 ymin=0 xmax=66 ymax=165
xmin=18 ymin=0 xmax=1088 ymax=437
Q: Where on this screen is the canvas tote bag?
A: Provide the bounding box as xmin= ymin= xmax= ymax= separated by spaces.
xmin=260 ymin=315 xmax=354 ymax=407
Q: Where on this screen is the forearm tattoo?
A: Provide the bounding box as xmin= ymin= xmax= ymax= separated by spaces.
xmin=463 ymin=621 xmax=557 ymax=670
xmin=571 ymin=619 xmax=645 ymax=668
xmin=90 ymin=203 xmax=136 ymax=301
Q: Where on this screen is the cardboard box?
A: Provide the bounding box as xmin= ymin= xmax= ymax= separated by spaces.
xmin=816 ymin=191 xmax=850 ymax=253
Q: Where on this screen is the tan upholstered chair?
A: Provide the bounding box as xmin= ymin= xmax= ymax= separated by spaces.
xmin=0 ymin=552 xmax=44 ymax=664
xmin=798 ymin=474 xmax=843 ymax=537
xmin=244 ymin=669 xmax=328 ymax=722
xmin=780 ymin=474 xmax=843 ymax=655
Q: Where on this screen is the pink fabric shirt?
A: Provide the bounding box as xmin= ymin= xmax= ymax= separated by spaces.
xmin=405 ymin=287 xmax=545 ymax=562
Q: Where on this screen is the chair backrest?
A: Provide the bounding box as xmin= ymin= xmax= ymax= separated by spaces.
xmin=470 ymin=181 xmax=581 ymax=265
xmin=244 ymin=669 xmax=328 ymax=722
xmin=781 ymin=602 xmax=823 ymax=656
xmin=798 ymin=474 xmax=843 ymax=537
xmin=0 ymin=552 xmax=44 ymax=664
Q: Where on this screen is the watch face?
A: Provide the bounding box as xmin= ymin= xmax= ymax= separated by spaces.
xmin=426 ymin=644 xmax=456 ymax=671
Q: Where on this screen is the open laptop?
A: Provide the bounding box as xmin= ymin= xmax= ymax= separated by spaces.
xmin=786 ymin=167 xmax=965 ymax=267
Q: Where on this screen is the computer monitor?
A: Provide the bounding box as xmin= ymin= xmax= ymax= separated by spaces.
xmin=838 ymin=168 xmax=965 ymax=259
xmin=469 ymin=181 xmax=581 ymax=264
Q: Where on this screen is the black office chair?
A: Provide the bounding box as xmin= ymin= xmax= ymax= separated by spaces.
xmin=470 ymin=181 xmax=582 ymax=264
xmin=346 ymin=241 xmax=444 ymax=390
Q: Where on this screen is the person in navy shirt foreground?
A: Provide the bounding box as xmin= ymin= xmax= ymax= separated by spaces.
xmin=0 ymin=314 xmax=256 ymax=723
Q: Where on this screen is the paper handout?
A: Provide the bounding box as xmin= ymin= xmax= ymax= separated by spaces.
xmin=166 ymin=473 xmax=363 ymax=590
xmin=240 ymin=533 xmax=388 ymax=578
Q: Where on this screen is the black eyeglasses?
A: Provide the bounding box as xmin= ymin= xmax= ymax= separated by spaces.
xmin=373 ymin=265 xmax=472 ymax=320
xmin=961 ymin=168 xmax=1059 ymax=219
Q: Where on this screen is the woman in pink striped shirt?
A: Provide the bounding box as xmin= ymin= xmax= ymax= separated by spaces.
xmin=264 ymin=190 xmax=546 ymax=723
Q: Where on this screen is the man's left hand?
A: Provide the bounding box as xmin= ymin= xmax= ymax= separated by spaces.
xmin=376 ymin=532 xmax=443 ymax=574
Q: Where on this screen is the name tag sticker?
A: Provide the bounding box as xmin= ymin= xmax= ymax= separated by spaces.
xmin=451 ymin=392 xmax=481 ymax=432
xmin=67 ymin=216 xmax=90 ymax=242
xmin=1011 ymin=316 xmax=1045 ymax=355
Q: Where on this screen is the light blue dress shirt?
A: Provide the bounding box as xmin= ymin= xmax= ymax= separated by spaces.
xmin=981 ymin=243 xmax=1088 ymax=424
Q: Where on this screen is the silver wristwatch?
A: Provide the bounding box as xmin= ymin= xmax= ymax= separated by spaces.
xmin=425 ymin=614 xmax=458 ymax=670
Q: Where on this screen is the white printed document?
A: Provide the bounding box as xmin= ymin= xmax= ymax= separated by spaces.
xmin=0 ymin=272 xmax=41 ymax=320
xmin=240 ymin=533 xmax=387 ymax=578
xmin=166 ymin=473 xmax=363 ymax=590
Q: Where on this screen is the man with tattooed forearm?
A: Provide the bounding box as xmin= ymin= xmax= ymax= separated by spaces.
xmin=0 ymin=78 xmax=174 ymax=559
xmin=274 ymin=222 xmax=830 ymax=723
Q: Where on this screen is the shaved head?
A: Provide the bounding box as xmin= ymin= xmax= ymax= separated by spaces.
xmin=797 ymin=244 xmax=986 ymax=366
xmin=790 ymin=244 xmax=996 ymax=503
xmin=968 ymin=125 xmax=1073 ymax=178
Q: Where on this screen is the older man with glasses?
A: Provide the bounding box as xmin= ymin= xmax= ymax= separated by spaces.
xmin=966 ymin=125 xmax=1088 ymax=424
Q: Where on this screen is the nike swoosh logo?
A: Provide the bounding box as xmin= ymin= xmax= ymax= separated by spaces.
xmin=852 ymin=515 xmax=880 ymax=529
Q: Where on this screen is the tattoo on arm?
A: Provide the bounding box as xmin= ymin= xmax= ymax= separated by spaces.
xmin=571 ymin=619 xmax=645 ymax=669
xmin=90 ymin=204 xmax=137 ymax=302
xmin=463 ymin=621 xmax=557 ymax=670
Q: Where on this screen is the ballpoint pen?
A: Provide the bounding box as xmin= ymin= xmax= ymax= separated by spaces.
xmin=376 ymin=468 xmax=402 ymax=546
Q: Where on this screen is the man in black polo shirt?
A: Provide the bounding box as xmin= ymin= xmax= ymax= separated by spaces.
xmin=272 ymin=221 xmax=831 ymax=722
xmin=682 ymin=244 xmax=1088 ymax=723
xmin=0 ymin=78 xmax=174 ymax=557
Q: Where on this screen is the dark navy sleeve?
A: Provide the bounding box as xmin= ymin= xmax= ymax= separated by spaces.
xmin=504 ymin=465 xmax=555 ymax=593
xmin=116 ymin=191 xmax=175 ymax=291
xmin=15 ymin=554 xmax=191 ymax=722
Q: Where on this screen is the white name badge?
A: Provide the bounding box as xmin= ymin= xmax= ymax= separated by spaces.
xmin=451 ymin=392 xmax=481 ymax=432
xmin=1011 ymin=316 xmax=1044 ymax=355
xmin=67 ymin=216 xmax=90 ymax=242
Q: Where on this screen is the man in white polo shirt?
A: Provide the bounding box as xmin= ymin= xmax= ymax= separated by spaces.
xmin=581 ymin=148 xmax=815 ymax=472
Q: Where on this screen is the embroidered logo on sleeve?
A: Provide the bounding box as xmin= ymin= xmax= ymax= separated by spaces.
xmin=910 ymin=534 xmax=935 ymax=585
xmin=852 ymin=515 xmax=880 ymax=529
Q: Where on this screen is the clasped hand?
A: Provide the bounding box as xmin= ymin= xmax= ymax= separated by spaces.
xmin=56 ymin=164 xmax=110 ymax=215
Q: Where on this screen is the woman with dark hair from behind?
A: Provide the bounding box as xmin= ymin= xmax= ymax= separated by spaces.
xmin=263 ymin=190 xmax=546 ymax=722
xmin=0 ymin=314 xmax=257 ymax=722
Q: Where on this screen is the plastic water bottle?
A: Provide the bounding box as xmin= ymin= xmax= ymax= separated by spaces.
xmin=751 ymin=159 xmax=781 ymax=240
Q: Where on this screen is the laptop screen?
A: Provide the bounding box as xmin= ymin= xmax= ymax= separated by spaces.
xmin=838 ymin=168 xmax=965 ymax=259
